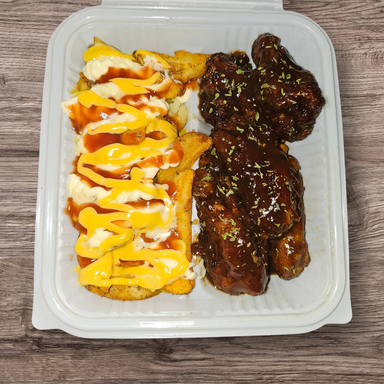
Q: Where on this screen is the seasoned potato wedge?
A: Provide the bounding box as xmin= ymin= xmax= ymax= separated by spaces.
xmin=166 ymin=99 xmax=189 ymax=131
xmin=158 ymin=132 xmax=213 ymax=182
xmin=162 ymin=169 xmax=195 ymax=294
xmin=69 ymin=39 xmax=211 ymax=301
xmin=86 ymin=170 xmax=197 ymax=299
xmin=157 ymin=50 xmax=210 ymax=83
xmin=86 ymin=281 xmax=161 ymax=301
xmin=160 ymin=81 xmax=184 ymax=101
xmin=76 ymin=72 xmax=94 ymax=92
xmin=158 ymin=134 xmax=212 ymax=295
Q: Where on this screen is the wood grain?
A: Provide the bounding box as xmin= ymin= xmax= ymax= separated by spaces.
xmin=1 ymin=0 xmax=384 ymax=383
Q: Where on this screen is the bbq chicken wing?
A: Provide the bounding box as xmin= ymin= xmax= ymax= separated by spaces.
xmin=193 ymin=33 xmax=325 ymax=294
xmin=251 ymin=33 xmax=326 ymax=142
xmin=193 ymin=151 xmax=269 ymax=296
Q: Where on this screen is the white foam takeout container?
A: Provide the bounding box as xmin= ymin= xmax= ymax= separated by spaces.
xmin=33 ymin=0 xmax=351 ymax=338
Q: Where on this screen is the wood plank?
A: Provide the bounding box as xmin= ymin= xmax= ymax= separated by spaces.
xmin=1 ymin=0 xmax=384 ymax=383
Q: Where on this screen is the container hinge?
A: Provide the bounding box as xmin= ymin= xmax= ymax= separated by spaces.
xmin=101 ymin=0 xmax=283 ymax=11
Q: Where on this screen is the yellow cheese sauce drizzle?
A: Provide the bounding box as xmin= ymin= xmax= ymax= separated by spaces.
xmin=83 ymin=41 xmax=135 ymax=62
xmin=65 ymin=41 xmax=190 ymax=291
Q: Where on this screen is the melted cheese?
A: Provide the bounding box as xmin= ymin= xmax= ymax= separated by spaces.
xmin=110 ymin=72 xmax=161 ymax=94
xmin=83 ymin=42 xmax=135 ymax=62
xmin=62 ymin=82 xmax=169 ymax=121
xmin=64 ymin=39 xmax=192 ymax=292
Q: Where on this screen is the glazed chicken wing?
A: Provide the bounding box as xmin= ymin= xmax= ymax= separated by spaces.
xmin=194 ymin=33 xmax=325 ymax=294
xmin=199 ymin=33 xmax=325 ymax=143
xmin=269 ymin=213 xmax=310 ymax=279
xmin=212 ymin=121 xmax=303 ymax=238
xmin=193 ymin=151 xmax=269 ymax=295
xmin=251 ymin=33 xmax=326 ymax=141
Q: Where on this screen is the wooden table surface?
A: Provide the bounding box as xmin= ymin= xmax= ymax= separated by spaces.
xmin=1 ymin=0 xmax=384 ymax=383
